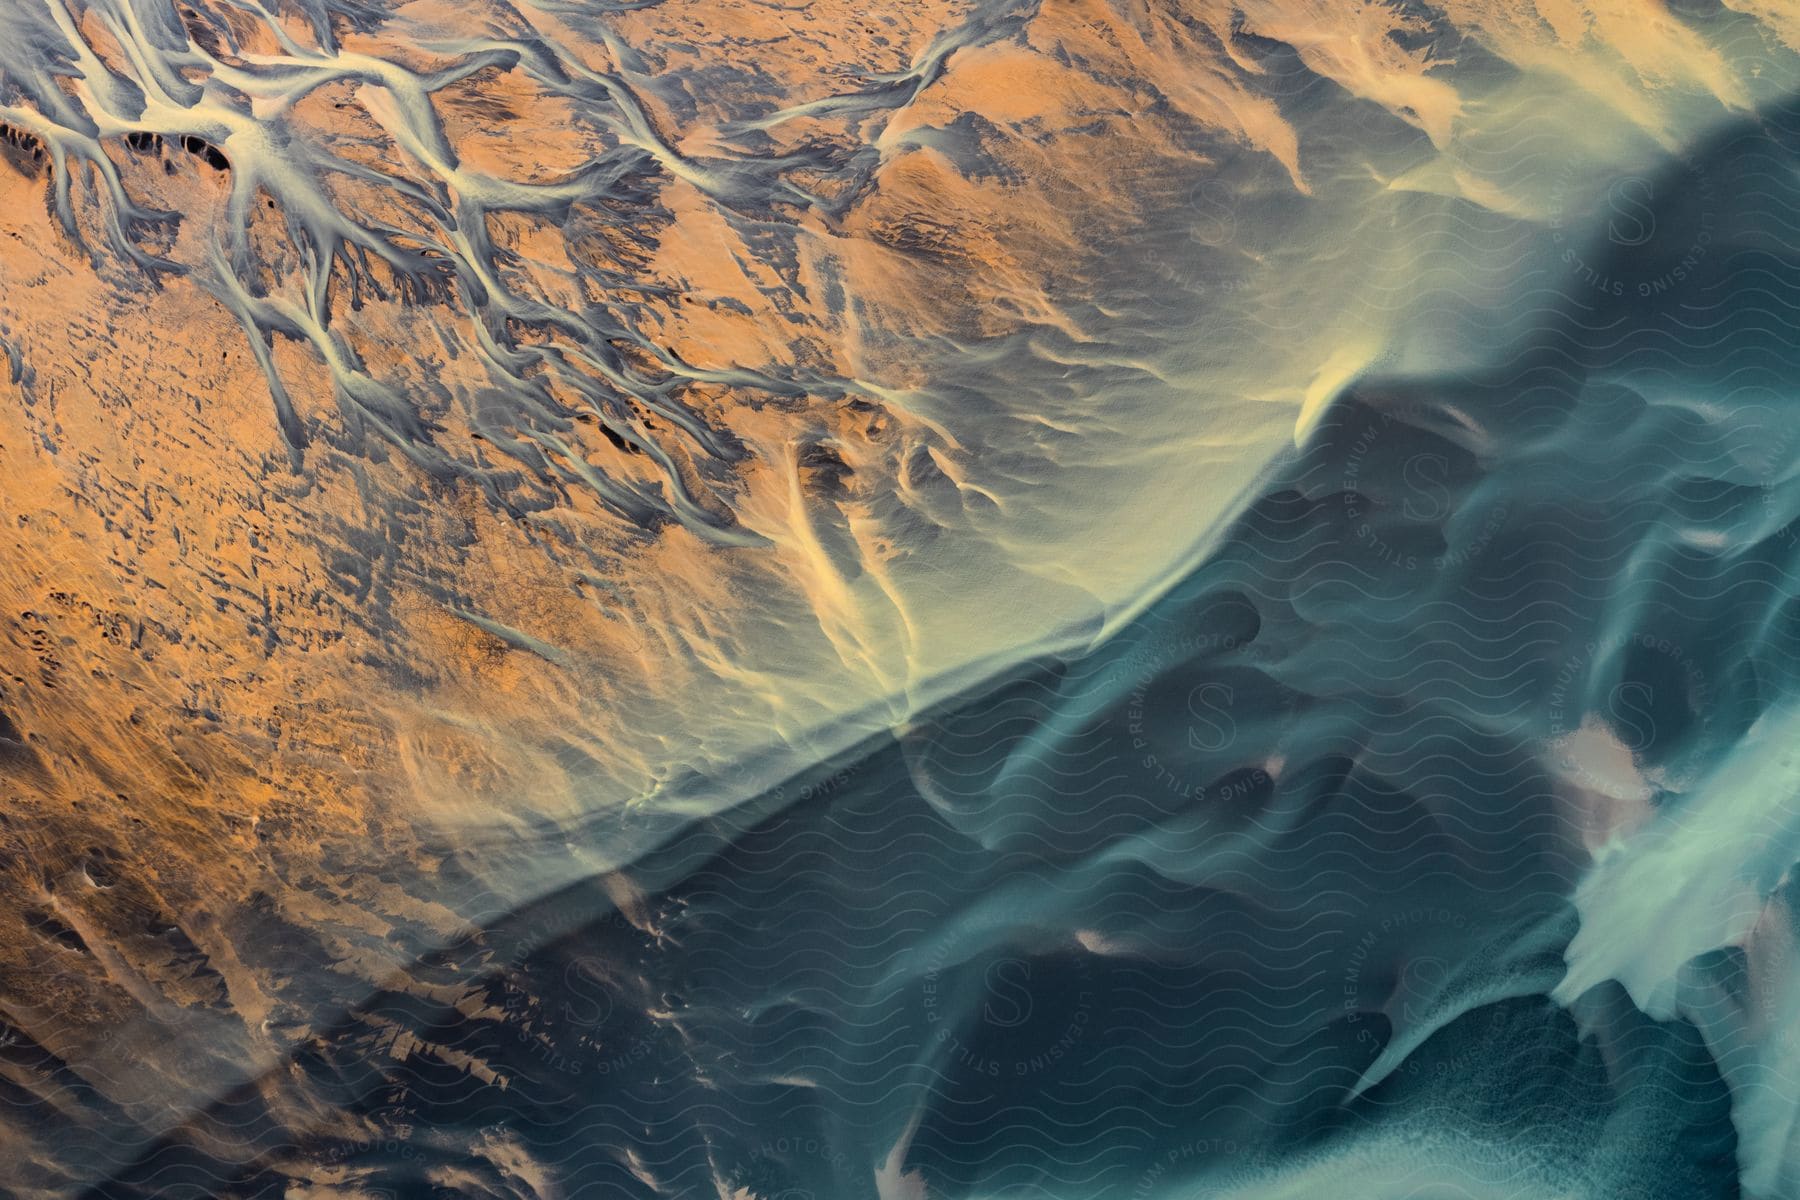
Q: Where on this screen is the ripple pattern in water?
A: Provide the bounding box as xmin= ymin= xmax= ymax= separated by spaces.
xmin=3 ymin=1 xmax=1800 ymax=1198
